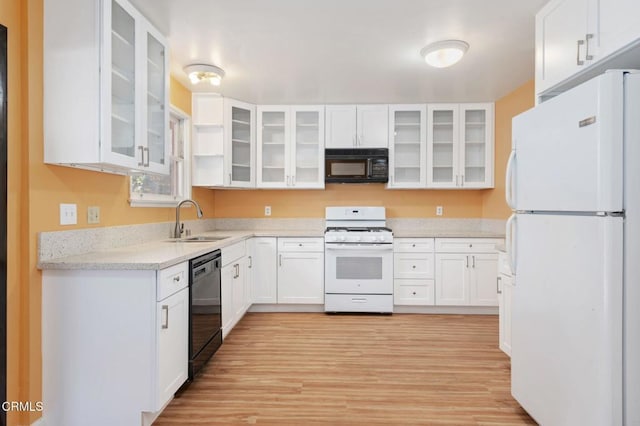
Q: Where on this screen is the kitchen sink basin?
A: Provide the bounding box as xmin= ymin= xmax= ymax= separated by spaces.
xmin=167 ymin=236 xmax=228 ymax=242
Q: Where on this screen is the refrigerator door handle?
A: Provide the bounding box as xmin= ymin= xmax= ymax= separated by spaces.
xmin=506 ymin=213 xmax=517 ymax=276
xmin=505 ymin=150 xmax=516 ymax=209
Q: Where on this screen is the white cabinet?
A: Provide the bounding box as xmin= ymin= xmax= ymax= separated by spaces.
xmin=257 ymin=105 xmax=325 ymax=189
xmin=535 ymin=0 xmax=640 ymax=96
xmin=249 ymin=237 xmax=278 ymax=304
xmin=156 ymin=285 xmax=188 ymax=406
xmin=277 ymin=238 xmax=324 ymax=304
xmin=434 ymin=238 xmax=501 ymax=306
xmin=393 ymin=238 xmax=435 ymax=306
xmin=498 ymin=250 xmax=513 ymax=356
xmin=191 ymin=95 xmax=256 ymax=188
xmin=42 ymin=262 xmax=189 ymax=426
xmin=426 ymin=103 xmax=494 ymax=189
xmin=221 ymin=241 xmax=247 ymax=337
xmin=388 ymin=105 xmax=427 ymax=188
xmin=325 ymin=105 xmax=389 ymax=148
xmin=44 ymin=0 xmax=170 ymax=175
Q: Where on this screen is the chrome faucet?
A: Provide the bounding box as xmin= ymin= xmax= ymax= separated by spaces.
xmin=174 ymin=199 xmax=204 ymax=238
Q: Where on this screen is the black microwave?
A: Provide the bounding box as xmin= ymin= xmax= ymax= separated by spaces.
xmin=325 ymin=148 xmax=389 ymax=183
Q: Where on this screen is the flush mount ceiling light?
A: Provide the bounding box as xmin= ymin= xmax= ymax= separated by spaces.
xmin=184 ymin=63 xmax=226 ymax=86
xmin=420 ymin=40 xmax=469 ymax=68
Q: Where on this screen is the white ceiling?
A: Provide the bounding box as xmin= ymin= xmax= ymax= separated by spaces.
xmin=130 ymin=0 xmax=548 ymax=104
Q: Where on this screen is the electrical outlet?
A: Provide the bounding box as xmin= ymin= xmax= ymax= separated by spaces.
xmin=264 ymin=206 xmax=272 ymax=216
xmin=60 ymin=203 xmax=77 ymax=225
xmin=87 ymin=206 xmax=100 ymax=224
xmin=436 ymin=206 xmax=443 ymax=216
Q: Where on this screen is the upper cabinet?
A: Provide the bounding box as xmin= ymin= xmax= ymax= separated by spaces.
xmin=191 ymin=94 xmax=256 ymax=188
xmin=44 ymin=0 xmax=170 ymax=175
xmin=535 ymin=0 xmax=640 ymax=97
xmin=426 ymin=103 xmax=494 ymax=189
xmin=257 ymin=105 xmax=325 ymax=189
xmin=325 ymin=105 xmax=389 ymax=148
xmin=387 ymin=105 xmax=426 ymax=189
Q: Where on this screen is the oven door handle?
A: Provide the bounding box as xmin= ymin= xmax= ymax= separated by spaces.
xmin=325 ymin=244 xmax=394 ymax=251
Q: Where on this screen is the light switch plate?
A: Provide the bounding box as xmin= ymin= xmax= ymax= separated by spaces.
xmin=60 ymin=203 xmax=77 ymax=225
xmin=87 ymin=206 xmax=100 ymax=224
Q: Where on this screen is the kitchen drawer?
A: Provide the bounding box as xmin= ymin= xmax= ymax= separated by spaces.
xmin=394 ymin=279 xmax=435 ymax=306
xmin=157 ymin=261 xmax=188 ymax=301
xmin=324 ymin=294 xmax=392 ymax=313
xmin=394 ymin=238 xmax=435 ymax=253
xmin=222 ymin=240 xmax=246 ymax=266
xmin=394 ymin=253 xmax=434 ymax=279
xmin=435 ymin=238 xmax=503 ymax=253
xmin=498 ymin=251 xmax=513 ymax=276
xmin=278 ymin=237 xmax=324 ymax=252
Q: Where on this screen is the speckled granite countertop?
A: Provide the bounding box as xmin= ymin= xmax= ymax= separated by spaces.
xmin=38 ymin=230 xmax=324 ymax=271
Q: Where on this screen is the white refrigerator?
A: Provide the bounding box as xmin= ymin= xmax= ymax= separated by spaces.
xmin=506 ymin=70 xmax=640 ymax=425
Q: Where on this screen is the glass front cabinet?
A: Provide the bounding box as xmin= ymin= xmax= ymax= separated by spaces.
xmin=426 ymin=103 xmax=494 ymax=189
xmin=257 ymin=105 xmax=324 ymax=189
xmin=388 ymin=105 xmax=427 ymax=188
xmin=43 ymin=0 xmax=170 ymax=175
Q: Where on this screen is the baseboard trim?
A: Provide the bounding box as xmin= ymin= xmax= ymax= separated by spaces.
xmin=248 ymin=304 xmax=497 ymax=315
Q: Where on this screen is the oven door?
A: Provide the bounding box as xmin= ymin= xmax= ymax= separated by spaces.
xmin=324 ymin=243 xmax=393 ymax=294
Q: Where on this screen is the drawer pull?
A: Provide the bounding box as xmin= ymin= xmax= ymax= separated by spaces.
xmin=412 ymin=244 xmax=416 ymax=247
xmin=173 ymin=275 xmax=180 ymax=282
xmin=299 ymin=243 xmax=303 ymax=247
xmin=162 ymin=305 xmax=169 ymax=329
xmin=412 ymin=291 xmax=417 ymax=295
xmin=412 ymin=265 xmax=416 ymax=269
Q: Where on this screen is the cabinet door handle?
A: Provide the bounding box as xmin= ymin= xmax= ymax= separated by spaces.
xmin=173 ymin=275 xmax=180 ymax=282
xmin=292 ymin=174 xmax=296 ymax=186
xmin=143 ymin=147 xmax=150 ymax=167
xmin=577 ymin=39 xmax=585 ymax=65
xmin=248 ymin=255 xmax=252 ymax=269
xmin=229 ymin=173 xmax=232 ymax=185
xmin=466 ymin=256 xmax=469 ymax=268
xmin=279 ymin=254 xmax=282 ymax=267
xmin=137 ymin=146 xmax=144 ymax=167
xmin=585 ymin=33 xmax=594 ymax=60
xmin=162 ymin=305 xmax=169 ymax=329
xmin=497 ymin=276 xmax=502 ymax=294
xmin=472 ymin=255 xmax=476 ymax=268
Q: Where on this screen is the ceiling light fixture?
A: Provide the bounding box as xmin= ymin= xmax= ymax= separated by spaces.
xmin=420 ymin=40 xmax=469 ymax=68
xmin=183 ymin=63 xmax=226 ymax=86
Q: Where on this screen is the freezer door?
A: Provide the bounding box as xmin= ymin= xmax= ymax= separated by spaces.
xmin=511 ymin=71 xmax=624 ymax=212
xmin=511 ymin=213 xmax=623 ymax=426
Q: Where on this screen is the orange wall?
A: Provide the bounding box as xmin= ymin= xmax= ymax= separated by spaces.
xmin=214 ymin=186 xmax=484 ymax=218
xmin=482 ymin=80 xmax=535 ymax=219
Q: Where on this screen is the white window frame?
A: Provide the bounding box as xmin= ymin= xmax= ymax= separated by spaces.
xmin=129 ymin=105 xmax=192 ymax=207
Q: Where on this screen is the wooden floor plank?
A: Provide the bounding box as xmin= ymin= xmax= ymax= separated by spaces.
xmin=155 ymin=313 xmax=535 ymax=425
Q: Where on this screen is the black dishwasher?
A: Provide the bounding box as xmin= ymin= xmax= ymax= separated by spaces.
xmin=188 ymin=250 xmax=222 ymax=380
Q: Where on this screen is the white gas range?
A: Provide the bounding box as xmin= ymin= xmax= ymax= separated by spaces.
xmin=324 ymin=207 xmax=394 ymax=313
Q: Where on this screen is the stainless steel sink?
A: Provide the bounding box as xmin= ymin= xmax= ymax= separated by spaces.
xmin=167 ymin=236 xmax=228 ymax=242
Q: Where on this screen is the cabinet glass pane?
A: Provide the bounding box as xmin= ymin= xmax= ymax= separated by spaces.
xmin=261 ymin=111 xmax=285 ymax=182
xmin=393 ymin=111 xmax=421 ymax=183
xmin=295 ymin=111 xmax=319 ymax=183
xmin=231 ymin=106 xmax=251 ymax=183
xmin=464 ymin=109 xmax=486 ymax=183
xmin=111 ymin=0 xmax=135 ymax=158
xmin=147 ymin=33 xmax=165 ymax=166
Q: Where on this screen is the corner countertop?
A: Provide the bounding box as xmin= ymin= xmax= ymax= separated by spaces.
xmin=39 ymin=228 xmax=505 ymax=271
xmin=38 ymin=230 xmax=324 ymax=271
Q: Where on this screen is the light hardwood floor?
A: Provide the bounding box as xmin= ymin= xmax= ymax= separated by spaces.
xmin=155 ymin=313 xmax=536 ymax=425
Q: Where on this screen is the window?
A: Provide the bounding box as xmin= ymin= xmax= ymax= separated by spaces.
xmin=130 ymin=106 xmax=191 ymax=207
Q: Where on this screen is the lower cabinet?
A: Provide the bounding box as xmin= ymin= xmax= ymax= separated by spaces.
xmin=41 ymin=262 xmax=189 ymax=426
xmin=221 ymin=241 xmax=247 ymax=337
xmin=249 ymin=237 xmax=278 ymax=303
xmin=434 ymin=238 xmax=501 ymax=307
xmin=157 ymin=286 xmax=189 ymax=406
xmin=393 ymin=238 xmax=435 ymax=306
xmin=498 ymin=250 xmax=513 ymax=356
xmin=277 ymin=238 xmax=324 ymax=304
